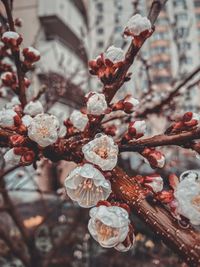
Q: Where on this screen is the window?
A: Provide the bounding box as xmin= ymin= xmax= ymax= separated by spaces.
xmin=114 ymin=26 xmax=122 ymax=33
xmin=157 ymin=17 xmax=168 ymax=26
xmin=175 ymin=13 xmax=188 ymax=23
xmin=178 ymin=42 xmax=191 ymax=50
xmin=173 ymin=0 xmax=187 ymax=8
xmin=194 ymin=1 xmax=200 ymax=7
xmin=180 ymin=56 xmax=193 ymax=64
xmin=115 ymin=14 xmax=120 ymax=24
xmin=96 ymin=15 xmax=103 ymax=25
xmin=154 ymin=76 xmax=171 ymax=84
xmin=154 ymin=61 xmax=170 ymax=69
xmin=96 ymin=2 xmax=103 ymax=12
xmin=151 ymin=46 xmax=169 ymax=55
xmin=196 ymin=13 xmax=200 ymax=20
xmin=97 ymin=41 xmax=104 ymax=48
xmin=97 ymin=28 xmax=104 ymax=34
xmin=152 ymin=31 xmax=169 ymax=40
xmin=175 ymin=27 xmax=189 ymax=38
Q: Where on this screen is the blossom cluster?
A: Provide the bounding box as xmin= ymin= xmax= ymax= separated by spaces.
xmin=1 ymin=10 xmax=200 ymax=258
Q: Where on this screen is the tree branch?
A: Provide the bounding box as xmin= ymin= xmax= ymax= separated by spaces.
xmin=1 ymin=0 xmax=27 ymax=108
xmin=111 ymin=167 xmax=200 ymax=267
xmin=137 ymin=66 xmax=200 ymax=118
xmin=120 ymin=127 xmax=200 ymax=152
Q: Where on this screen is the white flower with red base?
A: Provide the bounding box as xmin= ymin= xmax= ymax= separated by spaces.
xmin=64 ymin=164 xmax=111 ymax=208
xmin=28 ymin=113 xmax=60 ymax=147
xmin=82 ymin=134 xmax=118 ymax=171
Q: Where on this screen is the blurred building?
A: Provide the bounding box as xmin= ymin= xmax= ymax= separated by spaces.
xmin=13 ymin=0 xmax=89 ymax=113
xmin=87 ymin=0 xmax=200 ymax=110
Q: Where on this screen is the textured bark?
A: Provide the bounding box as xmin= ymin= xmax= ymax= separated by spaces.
xmin=111 ymin=167 xmax=200 ymax=267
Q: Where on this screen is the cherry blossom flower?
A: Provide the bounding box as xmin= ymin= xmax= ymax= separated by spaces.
xmin=64 ymin=164 xmax=111 ymax=208
xmin=24 ymin=100 xmax=44 ymax=116
xmin=70 ymin=110 xmax=88 ymax=131
xmin=88 ymin=46 xmax=124 ymax=81
xmin=104 ymin=45 xmax=125 ymax=63
xmin=86 ymin=92 xmax=108 ymax=116
xmin=88 ymin=205 xmax=130 ymax=248
xmin=174 ymin=170 xmax=200 ymax=225
xmin=2 ymin=31 xmax=23 ymax=49
xmin=0 ymin=109 xmax=19 ymax=128
xmin=124 ymin=14 xmax=152 ymax=37
xmin=28 ymin=113 xmax=60 ymax=147
xmin=82 ymin=134 xmax=118 ymax=171
xmin=4 ymin=148 xmax=21 ymax=167
xmin=144 ymin=174 xmax=163 ymax=193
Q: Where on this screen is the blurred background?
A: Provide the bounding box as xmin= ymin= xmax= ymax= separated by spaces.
xmin=0 ymin=0 xmax=200 ymax=266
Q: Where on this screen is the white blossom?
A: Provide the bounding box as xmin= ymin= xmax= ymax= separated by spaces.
xmin=22 ymin=115 xmax=33 ymax=127
xmin=5 ymin=96 xmax=20 ymax=109
xmin=28 ymin=113 xmax=60 ymax=147
xmin=82 ymin=134 xmax=118 ymax=171
xmin=24 ymin=46 xmax=40 ymax=57
xmin=70 ymin=110 xmax=88 ymax=131
xmin=133 ymin=120 xmax=146 ymax=134
xmin=125 ymin=14 xmax=151 ymax=36
xmin=104 ymin=45 xmax=125 ymax=63
xmin=88 ymin=205 xmax=130 ymax=248
xmin=4 ymin=148 xmax=21 ymax=167
xmin=64 ymin=164 xmax=111 ymax=208
xmin=174 ymin=170 xmax=200 ymax=225
xmin=0 ymin=109 xmax=17 ymax=128
xmin=2 ymin=31 xmax=20 ymax=41
xmin=87 ymin=93 xmax=108 ymax=116
xmin=24 ymin=101 xmax=44 ymax=116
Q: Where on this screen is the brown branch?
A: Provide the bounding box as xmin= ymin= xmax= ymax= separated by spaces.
xmin=0 ymin=177 xmax=30 ymax=244
xmin=137 ymin=66 xmax=200 ymax=118
xmin=1 ymin=0 xmax=27 ymax=108
xmin=0 ymin=225 xmax=30 ymax=267
xmin=120 ymin=127 xmax=200 ymax=152
xmin=104 ymin=0 xmax=168 ymax=103
xmin=111 ymin=167 xmax=200 ymax=267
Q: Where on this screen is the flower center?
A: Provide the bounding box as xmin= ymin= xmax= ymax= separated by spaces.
xmin=38 ymin=126 xmax=49 ymax=138
xmin=94 ymin=147 xmax=108 ymax=159
xmin=95 ymin=219 xmax=119 ymax=242
xmin=191 ymin=195 xmax=200 ymax=212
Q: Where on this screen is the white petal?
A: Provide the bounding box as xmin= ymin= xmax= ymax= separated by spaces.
xmin=87 ymin=93 xmax=108 ymax=116
xmin=104 ymin=46 xmax=125 ymax=63
xmin=24 ymin=101 xmax=44 ymax=116
xmin=70 ymin=110 xmax=88 ymax=131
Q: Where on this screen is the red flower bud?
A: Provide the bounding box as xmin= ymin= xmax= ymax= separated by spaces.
xmin=10 ymin=135 xmax=25 ymax=146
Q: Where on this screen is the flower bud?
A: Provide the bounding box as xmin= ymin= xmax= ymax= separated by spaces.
xmin=23 ymin=47 xmax=40 ymax=63
xmin=128 ymin=120 xmax=146 ymax=138
xmin=123 ymin=95 xmax=139 ymax=113
xmin=144 ymin=174 xmax=163 ymax=193
xmin=2 ymin=31 xmax=23 ymax=50
xmin=1 ymin=71 xmax=17 ymax=87
xmin=10 ymin=135 xmax=25 ymax=146
xmin=142 ymin=148 xmax=165 ymax=169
